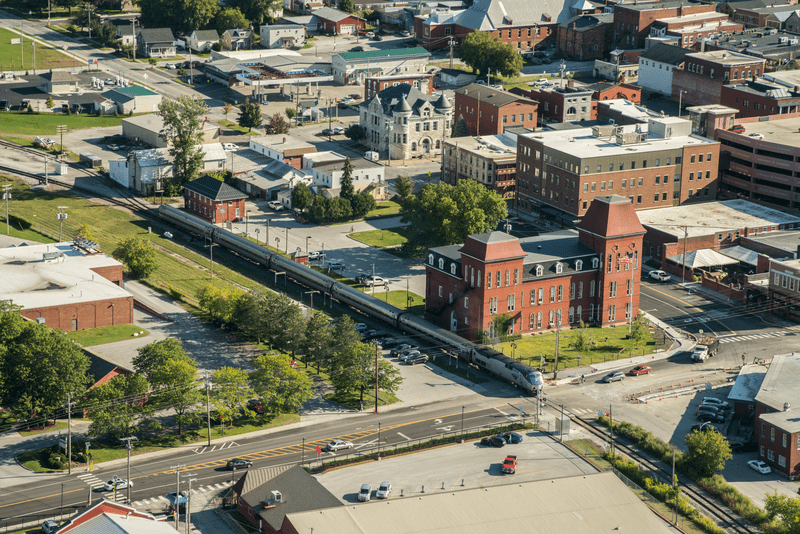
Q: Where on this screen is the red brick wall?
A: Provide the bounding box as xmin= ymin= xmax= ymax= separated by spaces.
xmin=755 ymin=405 xmax=800 ymax=478
xmin=285 ymin=155 xmax=303 ymax=169
xmin=490 ymin=24 xmax=555 ymax=52
xmin=719 ymin=84 xmax=800 ymax=118
xmin=614 ymin=3 xmax=714 ymax=48
xmin=21 ymin=297 xmax=134 ymax=332
xmin=454 ymin=92 xmax=538 ymax=135
xmin=364 ymin=75 xmax=433 ymax=99
xmin=558 ymin=23 xmax=611 ymax=60
xmin=90 ymin=265 xmax=124 ymax=286
xmin=594 ymin=83 xmax=642 ymax=104
xmin=185 ymin=191 xmax=245 ymax=223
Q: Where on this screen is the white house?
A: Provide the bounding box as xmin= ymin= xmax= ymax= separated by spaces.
xmin=260 ymin=24 xmax=305 ymax=48
xmin=638 ymin=43 xmax=690 ymax=96
xmin=248 ymin=135 xmax=316 ymax=167
xmin=310 ymin=157 xmax=384 ymax=190
xmin=186 ymin=29 xmax=220 ymax=52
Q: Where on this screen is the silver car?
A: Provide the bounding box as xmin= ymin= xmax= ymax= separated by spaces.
xmin=602 ymin=372 xmax=625 ymax=383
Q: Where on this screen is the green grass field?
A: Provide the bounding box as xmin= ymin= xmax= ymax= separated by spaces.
xmin=219 ymin=119 xmax=261 ymax=136
xmin=350 ymin=226 xmax=411 ymax=248
xmin=365 ymin=201 xmax=401 ymax=219
xmin=0 ymin=112 xmax=127 ymax=136
xmin=0 ymin=28 xmax=77 ymax=71
xmin=65 ymin=324 xmax=149 ymax=347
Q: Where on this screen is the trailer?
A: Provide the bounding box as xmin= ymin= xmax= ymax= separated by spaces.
xmin=79 ymin=153 xmax=102 ymax=168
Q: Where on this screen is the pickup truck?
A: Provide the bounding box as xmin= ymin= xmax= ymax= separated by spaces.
xmin=501 ymin=455 xmax=518 ymax=474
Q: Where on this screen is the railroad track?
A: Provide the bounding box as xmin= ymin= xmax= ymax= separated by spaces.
xmin=564 ymin=408 xmax=759 ymax=534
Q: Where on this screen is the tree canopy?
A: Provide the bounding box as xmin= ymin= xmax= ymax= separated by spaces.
xmin=459 ymin=32 xmax=523 ymax=77
xmin=329 ymin=342 xmax=402 ymax=402
xmin=84 ymin=374 xmax=150 ymax=438
xmin=113 ymin=237 xmax=158 ymax=279
xmin=765 ymin=492 xmax=800 ymax=534
xmin=230 ymin=0 xmax=281 ymax=25
xmin=214 ymin=7 xmax=247 ymax=36
xmin=249 ymin=354 xmax=313 ymax=414
xmin=137 ymin=0 xmax=219 ymax=33
xmin=264 ymin=112 xmax=289 ymax=134
xmin=238 ymin=100 xmax=263 ymax=132
xmin=132 ymin=338 xmax=191 ymax=382
xmin=340 ymin=157 xmax=355 ymax=202
xmin=684 ymin=429 xmax=732 ymax=478
xmin=400 ymin=179 xmax=507 ymax=249
xmin=157 ymin=95 xmax=208 ymax=188
xmin=395 ymin=176 xmax=412 ymax=199
xmin=291 ymin=182 xmax=314 ymax=211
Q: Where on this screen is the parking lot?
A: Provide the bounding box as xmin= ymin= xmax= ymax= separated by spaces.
xmin=314 ymin=429 xmax=598 ymax=503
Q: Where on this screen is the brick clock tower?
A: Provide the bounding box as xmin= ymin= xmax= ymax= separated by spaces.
xmin=576 ymin=195 xmax=646 ymax=326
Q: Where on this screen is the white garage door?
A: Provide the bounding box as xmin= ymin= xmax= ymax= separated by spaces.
xmin=340 ymin=24 xmax=354 ymax=34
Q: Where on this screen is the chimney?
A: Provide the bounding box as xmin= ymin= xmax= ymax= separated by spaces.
xmin=283 ymin=137 xmax=287 ymax=143
xmin=568 ymin=79 xmax=575 ymax=87
xmin=784 ymin=402 xmax=791 ymax=412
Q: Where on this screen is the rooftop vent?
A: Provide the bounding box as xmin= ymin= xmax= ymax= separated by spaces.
xmin=784 ymin=402 xmax=791 ymax=412
xmin=271 ymin=490 xmax=282 ymax=503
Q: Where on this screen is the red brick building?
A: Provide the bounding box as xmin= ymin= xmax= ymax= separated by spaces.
xmin=613 ymin=0 xmax=719 ymax=49
xmin=313 ymin=7 xmax=365 ymax=34
xmin=558 ymin=13 xmax=614 ymax=61
xmin=649 ymin=11 xmax=742 ymax=49
xmin=184 ymin=175 xmax=247 ymax=224
xmin=672 ymin=50 xmax=766 ymax=106
xmin=720 ymin=79 xmax=800 ymax=118
xmin=442 ymin=134 xmax=517 ymax=202
xmin=513 ymin=82 xmax=596 ymax=124
xmin=2 ymin=240 xmax=134 ymax=332
xmin=364 ymin=73 xmax=433 ymax=100
xmin=57 ymin=499 xmax=173 ymax=533
xmin=586 ymin=81 xmax=642 ymax=104
xmin=424 ymin=195 xmax=645 ymax=340
xmin=453 ymin=84 xmax=538 ymax=135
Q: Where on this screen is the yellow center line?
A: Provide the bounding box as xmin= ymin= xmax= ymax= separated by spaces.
xmin=644 ymin=285 xmax=736 ymax=335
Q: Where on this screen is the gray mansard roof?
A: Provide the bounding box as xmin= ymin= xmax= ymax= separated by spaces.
xmin=362 ymin=83 xmax=450 ymax=116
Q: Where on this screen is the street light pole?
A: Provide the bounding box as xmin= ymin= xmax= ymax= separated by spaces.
xmin=120 ymin=436 xmax=137 ymax=504
xmin=306 ymin=235 xmax=312 ymax=255
xmin=205 ymin=238 xmax=218 ymax=278
xmin=2 ymin=184 xmax=11 ymax=235
xmin=460 ymin=406 xmax=465 ymax=442
xmin=205 ymin=373 xmax=212 ymax=446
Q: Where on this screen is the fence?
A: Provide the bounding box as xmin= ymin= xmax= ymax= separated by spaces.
xmin=0 ymin=510 xmax=79 ymax=533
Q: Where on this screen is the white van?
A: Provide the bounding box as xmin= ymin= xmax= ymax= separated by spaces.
xmin=364 ymin=151 xmax=379 ymax=162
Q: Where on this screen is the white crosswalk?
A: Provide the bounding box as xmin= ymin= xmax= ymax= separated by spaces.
xmin=129 ymin=482 xmax=233 ymax=509
xmin=569 ymin=408 xmax=600 ymax=416
xmin=718 ymin=331 xmax=791 ymax=344
xmin=76 ymin=473 xmax=104 ymax=489
xmin=192 ymin=441 xmax=239 ymax=455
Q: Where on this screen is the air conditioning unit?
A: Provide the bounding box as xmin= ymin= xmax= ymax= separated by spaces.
xmin=271 ymin=491 xmax=282 ymax=503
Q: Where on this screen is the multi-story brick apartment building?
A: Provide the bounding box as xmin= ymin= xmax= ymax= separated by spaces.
xmin=515 ymin=117 xmax=721 ymax=222
xmin=720 ymin=79 xmax=800 ymax=118
xmin=184 ymin=175 xmax=247 ymax=224
xmin=613 ymin=0 xmax=719 ymax=49
xmin=513 ymin=82 xmax=595 ymax=124
xmin=729 ymin=3 xmax=800 ymax=28
xmin=701 ymin=30 xmax=800 ymax=69
xmin=557 ymin=13 xmax=613 ymax=61
xmin=442 ymin=134 xmax=517 ymax=202
xmin=671 ymin=50 xmax=766 ymax=106
xmin=648 ymin=11 xmax=742 ymax=49
xmin=424 ymin=195 xmax=646 ymax=339
xmin=364 ymin=74 xmax=433 ymax=100
xmin=769 ymin=258 xmax=800 ymax=323
xmin=453 ymin=85 xmax=538 ymax=135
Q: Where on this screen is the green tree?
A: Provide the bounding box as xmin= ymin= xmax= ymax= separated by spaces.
xmin=92 ymin=21 xmax=118 ymax=47
xmin=340 ymin=156 xmax=355 ymax=202
xmin=351 ymin=191 xmax=376 ymax=218
xmin=400 ymin=179 xmax=507 ymax=249
xmin=176 ymin=0 xmax=219 ymax=33
xmin=340 ymin=0 xmax=355 ymax=13
xmin=223 ymin=103 xmax=233 ymax=121
xmin=344 ymin=124 xmax=366 ymax=141
xmin=451 ymin=115 xmax=469 ymax=138
xmin=330 ymin=342 xmax=402 ymax=403
xmin=684 ymin=428 xmax=732 ymax=478
xmin=492 ymin=313 xmax=513 ymax=340
xmin=459 ymin=32 xmax=522 ymax=77
xmin=394 ymin=175 xmax=412 ymax=199
xmin=764 ymin=492 xmax=800 ymax=533
xmin=56 ymin=0 xmax=82 ymax=16
xmin=157 ymin=95 xmax=209 ymax=186
xmin=112 ymin=237 xmax=158 ymax=279
xmin=234 ymin=288 xmax=304 ymax=352
xmin=148 ymin=58 xmax=158 ymax=68
xmin=45 ymin=97 xmax=55 ymax=109
xmin=215 ymin=7 xmax=249 ymax=36
xmin=119 ymin=44 xmax=134 ymax=59
xmin=150 ymin=358 xmax=201 ymax=434
xmin=212 ymin=366 xmax=254 ymax=426
xmin=132 ymin=338 xmax=190 ymax=382
xmin=83 ymin=374 xmax=150 ymax=438
xmin=196 ymin=284 xmax=243 ymax=324
xmin=249 ymin=354 xmax=314 ymax=414
xmin=308 ymin=195 xmax=329 ymax=223
xmin=300 ymin=311 xmax=332 ymax=374
xmin=327 ymin=316 xmax=362 ymax=372
xmin=71 ymin=8 xmax=91 ymax=28
xmin=570 ymin=321 xmax=594 ymax=352
xmin=285 ymin=107 xmax=296 ymax=120
xmin=265 ymin=112 xmax=289 ymax=134
xmin=630 ymin=312 xmax=649 ymax=347
xmin=231 ymin=0 xmax=281 ymax=25
xmin=291 ymin=182 xmax=314 ymax=211
xmin=76 ymin=223 xmax=97 ymax=241
xmin=328 ymin=196 xmax=352 ymax=220
xmin=237 ymin=99 xmax=263 ymax=132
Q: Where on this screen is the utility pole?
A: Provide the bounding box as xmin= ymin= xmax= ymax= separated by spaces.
xmin=681 ymin=226 xmax=688 ymax=285
xmin=57 ymin=206 xmax=68 ymax=242
xmin=185 ymin=476 xmax=197 ymax=534
xmin=374 ymin=343 xmax=379 ymax=414
xmin=285 ymin=227 xmax=289 ymax=253
xmin=57 ymin=125 xmax=67 ymax=158
xmin=609 ymin=405 xmax=614 ymax=456
xmin=2 ymin=184 xmax=11 ymax=235
xmin=171 ymin=464 xmax=186 ymax=531
xmin=44 ymin=155 xmax=49 ymax=186
xmin=119 ymin=437 xmax=138 ymax=504
xmin=372 ymin=263 xmax=376 ymax=297
xmin=205 ymin=372 xmax=212 ymax=447
xmin=64 ymin=393 xmax=77 ymax=475
xmin=205 ymin=238 xmax=218 ymax=278
xmin=32 ymin=40 xmax=36 ymax=76
xmin=132 ymin=19 xmax=136 ymax=62
xmin=553 ymin=310 xmax=561 ymax=379
xmin=448 ymin=37 xmax=455 ymax=70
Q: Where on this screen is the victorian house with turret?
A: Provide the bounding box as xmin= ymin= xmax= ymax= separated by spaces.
xmin=359 ymin=83 xmax=453 ymax=161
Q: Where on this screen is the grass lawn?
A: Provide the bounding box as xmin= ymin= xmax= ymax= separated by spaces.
xmin=495 ymin=325 xmax=664 ymax=371
xmin=378 ymin=290 xmax=425 ymax=315
xmin=350 ymin=226 xmax=411 ymax=248
xmin=0 ymin=134 xmax=80 ymax=161
xmin=324 ymin=389 xmax=399 ymax=410
xmin=219 ymin=119 xmax=261 ymax=136
xmin=0 ymin=112 xmax=127 ymax=135
xmin=365 ymin=200 xmax=401 ymax=219
xmin=0 ymin=28 xmax=76 ymax=71
xmin=18 ymin=422 xmax=68 ymax=437
xmin=65 ymin=324 xmax=149 ymax=347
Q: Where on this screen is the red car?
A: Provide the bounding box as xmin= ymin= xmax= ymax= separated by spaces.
xmin=629 ymin=365 xmax=652 ymax=376
xmin=729 ymin=124 xmax=745 ymax=134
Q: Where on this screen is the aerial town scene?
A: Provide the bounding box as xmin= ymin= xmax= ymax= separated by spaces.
xmin=1 ymin=0 xmax=800 ymax=531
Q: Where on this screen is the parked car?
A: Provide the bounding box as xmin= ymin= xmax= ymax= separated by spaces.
xmin=324 ymin=261 xmax=345 ymax=271
xmin=534 ymin=78 xmax=548 ymax=86
xmin=480 ymin=436 xmax=505 ymax=448
xmin=372 ymin=34 xmax=383 ymax=41
xmin=502 ymin=455 xmax=518 ymax=474
xmin=338 ymin=99 xmax=353 ymax=109
xmin=103 ymin=476 xmax=132 ymax=491
xmin=491 ymin=84 xmax=503 ymax=90
xmin=476 ymin=79 xmax=487 ymax=85
xmin=501 ymin=432 xmax=523 ymax=444
xmin=697 ymin=412 xmax=726 ymax=424
xmin=690 ymin=423 xmax=717 ymax=433
xmin=333 ymin=127 xmax=346 ymax=135
xmin=629 ymin=365 xmax=652 ymax=376
xmin=405 ymin=353 xmax=429 ymax=365
xmin=226 ymin=458 xmax=253 ymax=469
xmin=376 ymin=481 xmax=392 ymax=499
xmin=321 ymin=128 xmax=333 ymax=136
xmin=355 ymin=323 xmax=368 ymax=331
xmin=365 ymin=32 xmax=375 ymax=38
xmin=350 ymin=46 xmax=364 ymax=52
xmin=381 ymin=337 xmax=400 ymax=347
xmin=42 ymin=520 xmax=59 ymax=534
xmin=362 ymin=275 xmax=388 ymax=287
xmin=748 ymin=132 xmax=764 ymax=140
xmin=399 ymin=30 xmax=411 ymax=37
xmin=748 ymin=460 xmax=772 ymax=474
xmin=602 ymin=371 xmax=625 ymax=383
xmin=696 ymin=404 xmax=727 ymax=416
xmin=326 ymin=439 xmax=353 ymax=451
xmin=308 ymin=251 xmax=322 ymax=260
xmin=729 ymin=124 xmax=746 ymax=134
xmin=391 ymin=344 xmax=417 ymax=356
xmin=223 ymin=143 xmax=238 ymax=151
xmin=349 ymin=93 xmax=362 ymax=100
xmin=649 ymin=270 xmax=670 ymax=282
xmin=731 ymin=441 xmax=758 ymax=453
xmin=701 ymin=398 xmax=730 ymax=409
xmin=398 ymin=350 xmax=421 ymax=361
xmin=267 ymin=201 xmax=284 ymax=211
xmin=358 ymin=483 xmax=372 ymax=502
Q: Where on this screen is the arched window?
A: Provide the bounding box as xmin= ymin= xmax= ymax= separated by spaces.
xmin=569 ymin=306 xmax=575 ymax=323
xmin=549 ymin=310 xmax=555 ymax=326
xmin=530 ymin=313 xmax=535 ymax=330
xmin=567 ymin=106 xmax=577 ymax=114
xmin=470 ymin=268 xmax=474 ymax=287
xmin=450 ymin=263 xmax=457 ymax=275
xmin=570 ymin=283 xmax=575 ymax=300
xmin=428 ymin=254 xmax=434 ymax=265
xmin=590 ymin=280 xmax=596 ymax=297
xmin=555 ymin=262 xmax=563 ymax=274
xmin=535 ymin=265 xmax=543 ymax=276
xmin=577 ymin=305 xmax=582 ymax=322
xmin=412 ymin=142 xmax=417 ymax=151
xmin=592 ymin=257 xmax=599 ymax=269
xmin=575 ymin=259 xmax=583 ymax=271
xmin=438 ymin=258 xmax=444 ymax=269
xmin=557 ymin=285 xmax=563 ymax=302
xmin=436 ymin=140 xmax=441 ymax=148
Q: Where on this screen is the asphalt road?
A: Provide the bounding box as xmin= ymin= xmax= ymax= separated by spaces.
xmin=0 ymin=400 xmax=532 ymax=522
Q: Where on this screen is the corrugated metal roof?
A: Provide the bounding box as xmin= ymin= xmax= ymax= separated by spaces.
xmin=338 ymin=46 xmax=430 ymax=61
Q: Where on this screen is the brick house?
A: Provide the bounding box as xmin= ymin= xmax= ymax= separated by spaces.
xmin=184 ymin=175 xmax=247 ymax=224
xmin=513 ymin=82 xmax=595 ymax=124
xmin=768 ymin=258 xmax=800 ymax=323
xmin=719 ymin=79 xmax=800 ymax=118
xmin=424 ymin=195 xmax=645 ymax=340
xmin=453 ymin=84 xmax=538 ymax=135
xmin=313 ymin=7 xmax=365 ymax=34
xmin=671 ymin=50 xmax=766 ymax=106
xmin=364 ymin=74 xmax=433 ymax=100
xmin=585 ymin=81 xmax=642 ymax=104
xmin=557 ymin=13 xmax=613 ymax=61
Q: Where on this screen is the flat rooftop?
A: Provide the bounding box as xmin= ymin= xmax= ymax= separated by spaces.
xmin=764 ymin=70 xmax=800 ymax=89
xmin=737 ymin=116 xmax=800 ymax=146
xmin=756 ymin=353 xmax=800 ymax=433
xmin=728 ymin=363 xmax=768 ymax=403
xmin=637 ymin=199 xmax=800 ymax=239
xmin=656 ymin=11 xmax=729 ymax=25
xmin=688 ymin=50 xmax=765 ymax=66
xmin=443 ymin=134 xmax=516 ymax=158
xmin=744 ymin=230 xmax=800 ymax=256
xmin=0 ymin=242 xmax=130 ymax=310
xmin=251 ymin=135 xmax=315 ymax=151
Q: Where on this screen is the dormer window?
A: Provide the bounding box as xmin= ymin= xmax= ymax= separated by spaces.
xmin=555 ymin=262 xmax=563 ymax=274
xmin=592 ymin=258 xmax=599 ymax=269
xmin=428 ymin=254 xmax=434 ymax=265
xmin=575 ymin=260 xmax=583 ymax=271
xmin=535 ymin=265 xmax=543 ymax=276
xmin=438 ymin=258 xmax=444 ymax=269
xmin=450 ymin=263 xmax=457 ymax=275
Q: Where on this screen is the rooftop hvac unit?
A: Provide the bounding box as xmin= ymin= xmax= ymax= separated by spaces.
xmin=271 ymin=491 xmax=282 ymax=503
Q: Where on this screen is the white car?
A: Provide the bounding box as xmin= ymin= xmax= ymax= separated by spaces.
xmin=103 ymin=475 xmax=132 ymax=491
xmin=267 ymin=201 xmax=285 ymax=211
xmin=332 ymin=127 xmax=346 ymax=135
xmin=702 ymin=398 xmax=730 ymax=409
xmin=376 ymin=481 xmax=392 ymax=499
xmin=534 ymin=78 xmax=548 ymax=86
xmin=324 ymin=260 xmax=346 ymax=271
xmin=358 ymin=483 xmax=372 ymax=502
xmin=326 ymin=439 xmax=354 ymax=451
xmin=223 ymin=143 xmax=238 ymax=151
xmin=649 ymin=270 xmax=670 ymax=282
xmin=308 ymin=251 xmax=322 ymax=260
xmin=748 ymin=133 xmax=764 ymax=140
xmin=365 ymin=32 xmax=375 ymax=38
xmin=747 ymin=460 xmax=772 ymax=474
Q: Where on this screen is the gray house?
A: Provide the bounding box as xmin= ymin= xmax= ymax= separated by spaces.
xmin=186 ymin=29 xmax=219 ymax=52
xmin=136 ymin=28 xmax=177 ymax=58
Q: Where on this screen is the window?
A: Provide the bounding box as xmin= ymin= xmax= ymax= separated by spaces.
xmin=569 ymin=307 xmax=575 ymax=323
xmin=627 ymin=278 xmax=632 ymax=296
xmin=438 ymin=258 xmax=444 ymax=269
xmin=497 ymin=271 xmax=501 ymax=287
xmin=450 ymin=263 xmax=456 ymax=275
xmin=767 ymin=449 xmax=775 ymax=461
xmin=590 ymin=280 xmax=596 ymax=297
xmin=488 ymin=272 xmax=492 ymax=288
xmin=558 ymin=285 xmax=563 ymax=302
xmin=505 ymin=270 xmax=510 ymax=286
xmin=549 ymin=310 xmax=555 ymax=326
xmin=778 ymin=455 xmax=786 ymax=467
xmin=608 ymin=254 xmax=613 ymax=273
xmin=771 ymin=428 xmax=775 ymax=442
xmin=555 ymin=263 xmax=563 ymax=274
xmin=622 ymin=179 xmax=627 ymax=188
xmin=760 ymin=445 xmax=765 ymax=457
xmin=609 ymin=305 xmax=616 ymax=321
xmin=428 ymin=254 xmax=434 ymax=265
xmin=536 ymin=265 xmax=543 ymax=276
xmin=578 ymin=281 xmax=583 ymax=298
xmin=538 ymin=288 xmax=543 ymax=305
xmin=514 ymin=268 xmax=519 ymax=285
xmin=449 ymin=293 xmax=453 ymax=304
xmin=782 ymin=433 xmax=788 ymax=448
xmin=438 ymin=286 xmax=442 ymax=297
xmin=530 ymin=290 xmax=536 ymax=306
xmin=508 ymin=293 xmax=515 ymax=312
xmin=536 ymin=312 xmax=542 ymax=329
xmin=550 ymin=286 xmax=555 ymax=303
xmin=592 ymin=258 xmax=599 ymax=269
xmin=610 ymin=281 xmax=617 ymax=298
xmin=478 ymin=271 xmax=481 ymax=288
xmin=575 ymin=260 xmax=583 ymax=271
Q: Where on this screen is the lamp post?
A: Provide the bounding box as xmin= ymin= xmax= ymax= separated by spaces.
xmin=460 ymin=406 xmax=465 ymax=442
xmin=306 ymin=235 xmax=312 ymax=255
xmin=2 ymin=184 xmax=11 ymax=235
xmin=245 ymin=209 xmax=251 ymax=237
xmin=205 ymin=238 xmax=218 ymax=278
xmin=255 ymin=227 xmax=260 ymax=244
xmin=678 ymin=90 xmax=688 ymax=118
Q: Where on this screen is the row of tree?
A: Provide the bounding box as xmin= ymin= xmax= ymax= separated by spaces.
xmin=136 ymin=0 xmax=280 ymax=33
xmin=291 ymin=157 xmax=377 ymax=223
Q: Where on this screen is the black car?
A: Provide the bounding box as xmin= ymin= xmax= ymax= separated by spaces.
xmin=696 ymin=412 xmax=726 ymax=424
xmin=690 ymin=423 xmax=717 ymax=433
xmin=480 ymin=436 xmax=505 ymax=448
xmin=0 ymin=100 xmax=8 ymax=111
xmin=372 ymin=34 xmax=383 ymax=41
xmin=321 ymin=128 xmax=333 ymax=136
xmin=381 ymin=337 xmax=400 ymax=347
xmin=350 ymin=46 xmax=364 ymax=52
xmin=226 ymin=458 xmax=253 ymax=469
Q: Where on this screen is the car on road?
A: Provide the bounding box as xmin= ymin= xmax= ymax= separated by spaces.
xmin=405 ymin=353 xmax=429 ymax=365
xmin=629 ymin=365 xmax=652 ymax=376
xmin=748 ymin=132 xmax=764 ymax=140
xmin=372 ymin=34 xmax=383 ymax=41
xmin=267 ymin=201 xmax=285 ymax=211
xmin=308 ymin=251 xmax=322 ymax=260
xmin=350 ymin=46 xmax=364 ymax=52
xmin=103 ymin=476 xmax=132 ymax=491
xmin=321 ymin=128 xmax=333 ymax=136
xmin=602 ymin=371 xmax=625 ymax=383
xmin=355 ymin=323 xmax=368 ymax=331
xmin=399 ymin=30 xmax=411 ymax=37
xmin=326 ymin=439 xmax=354 ymax=451
xmin=480 ymin=436 xmax=505 ymax=448
xmin=690 ymin=423 xmax=717 ymax=433
xmin=324 ymin=261 xmax=346 ymax=271
xmin=649 ymin=270 xmax=671 ymax=282
xmin=223 ymin=143 xmax=238 ymax=151
xmin=501 ymin=432 xmax=523 ymax=444
xmin=333 ymin=127 xmax=346 ymax=135
xmin=729 ymin=124 xmax=746 ymax=134
xmin=226 ymin=458 xmax=253 ymax=469
xmin=748 ymin=460 xmax=772 ymax=474
xmin=358 ymin=483 xmax=372 ymax=501
xmin=691 ymin=345 xmax=709 ymax=362
xmin=42 ymin=520 xmax=59 ymax=534
xmin=365 ymin=32 xmax=375 ymax=38
xmin=696 ymin=412 xmax=726 ymax=424
xmin=502 ymin=455 xmax=518 ymax=474
xmin=376 ymin=481 xmax=392 ymax=499
xmin=701 ymin=398 xmax=730 ymax=409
